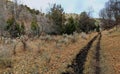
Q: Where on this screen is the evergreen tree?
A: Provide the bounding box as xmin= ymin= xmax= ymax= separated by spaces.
xmin=47 ymin=4 xmax=65 ymax=34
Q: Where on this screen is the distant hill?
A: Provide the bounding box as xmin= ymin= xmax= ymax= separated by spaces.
xmin=65 ymin=13 xmax=79 ymax=19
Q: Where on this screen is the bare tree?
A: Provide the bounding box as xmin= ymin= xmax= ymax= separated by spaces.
xmin=6 ymin=0 xmax=23 ymax=37
xmin=0 ymin=0 xmax=6 ymax=36
xmin=100 ymin=0 xmax=120 ymax=29
xmin=20 ymin=35 xmax=28 ymax=51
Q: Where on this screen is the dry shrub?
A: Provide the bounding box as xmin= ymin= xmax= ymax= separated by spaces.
xmin=81 ymin=32 xmax=87 ymax=40
xmin=27 ymin=65 xmax=39 ymax=74
xmin=0 ymin=58 xmax=12 ymax=69
xmin=40 ymin=35 xmax=54 ymax=42
xmin=71 ymin=32 xmax=79 ymax=43
xmin=0 ymin=46 xmax=13 ymax=69
xmin=20 ymin=35 xmax=29 ymax=51
xmin=0 ymin=69 xmax=13 ymax=74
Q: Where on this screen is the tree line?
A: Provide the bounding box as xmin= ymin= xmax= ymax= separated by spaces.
xmin=99 ymin=0 xmax=120 ymax=30
xmin=46 ymin=4 xmax=98 ymax=35
xmin=0 ymin=0 xmax=100 ymax=38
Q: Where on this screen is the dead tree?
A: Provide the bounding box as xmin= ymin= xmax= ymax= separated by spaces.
xmin=20 ymin=35 xmax=28 ymax=51
xmin=99 ymin=0 xmax=120 ymax=29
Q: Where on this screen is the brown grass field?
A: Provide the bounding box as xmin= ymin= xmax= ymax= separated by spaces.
xmin=0 ymin=31 xmax=120 ymax=74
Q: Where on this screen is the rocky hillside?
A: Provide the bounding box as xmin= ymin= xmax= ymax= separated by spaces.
xmin=0 ymin=0 xmax=56 ymax=34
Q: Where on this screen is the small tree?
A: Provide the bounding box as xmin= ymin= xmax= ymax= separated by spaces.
xmin=47 ymin=4 xmax=65 ymax=34
xmin=5 ymin=0 xmax=23 ymax=37
xmin=63 ymin=17 xmax=77 ymax=34
xmin=5 ymin=18 xmax=25 ymax=37
xmin=20 ymin=22 xmax=25 ymax=35
xmin=31 ymin=21 xmax=40 ymax=36
xmin=78 ymin=12 xmax=96 ymax=33
xmin=99 ymin=0 xmax=120 ymax=29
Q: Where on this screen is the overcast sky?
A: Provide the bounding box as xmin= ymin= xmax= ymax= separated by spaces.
xmin=20 ymin=0 xmax=108 ymax=18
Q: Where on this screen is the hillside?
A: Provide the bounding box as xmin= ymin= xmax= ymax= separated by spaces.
xmin=0 ymin=0 xmax=56 ymax=34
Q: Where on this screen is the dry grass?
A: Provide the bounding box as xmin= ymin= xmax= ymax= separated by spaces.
xmin=0 ymin=31 xmax=120 ymax=74
xmin=0 ymin=33 xmax=96 ymax=74
xmin=81 ymin=31 xmax=120 ymax=74
xmin=101 ymin=31 xmax=120 ymax=74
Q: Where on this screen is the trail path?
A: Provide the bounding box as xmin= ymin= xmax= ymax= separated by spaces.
xmin=62 ymin=33 xmax=103 ymax=74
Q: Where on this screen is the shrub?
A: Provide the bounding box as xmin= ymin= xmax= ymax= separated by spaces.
xmin=63 ymin=17 xmax=77 ymax=34
xmin=96 ymin=25 xmax=100 ymax=32
xmin=0 ymin=49 xmax=13 ymax=69
xmin=0 ymin=58 xmax=12 ymax=68
xmin=78 ymin=12 xmax=96 ymax=33
xmin=20 ymin=22 xmax=25 ymax=35
xmin=31 ymin=21 xmax=40 ymax=36
xmin=47 ymin=4 xmax=66 ymax=34
xmin=5 ymin=18 xmax=25 ymax=38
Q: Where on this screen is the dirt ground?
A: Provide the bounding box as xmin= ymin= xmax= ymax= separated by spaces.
xmin=62 ymin=31 xmax=120 ymax=74
xmin=0 ymin=31 xmax=120 ymax=74
xmin=0 ymin=33 xmax=96 ymax=74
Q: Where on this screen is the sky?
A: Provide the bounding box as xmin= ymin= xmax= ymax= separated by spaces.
xmin=19 ymin=0 xmax=109 ymax=18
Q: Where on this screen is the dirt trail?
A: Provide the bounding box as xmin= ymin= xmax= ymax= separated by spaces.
xmin=62 ymin=34 xmax=101 ymax=74
xmin=95 ymin=33 xmax=102 ymax=74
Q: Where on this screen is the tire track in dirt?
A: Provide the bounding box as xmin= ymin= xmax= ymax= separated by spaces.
xmin=62 ymin=34 xmax=99 ymax=74
xmin=95 ymin=33 xmax=102 ymax=74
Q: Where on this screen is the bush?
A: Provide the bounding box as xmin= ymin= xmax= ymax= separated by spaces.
xmin=47 ymin=4 xmax=66 ymax=34
xmin=0 ymin=49 xmax=13 ymax=69
xmin=63 ymin=17 xmax=77 ymax=34
xmin=78 ymin=12 xmax=96 ymax=33
xmin=0 ymin=58 xmax=12 ymax=68
xmin=5 ymin=18 xmax=25 ymax=38
xmin=96 ymin=25 xmax=100 ymax=32
xmin=31 ymin=21 xmax=40 ymax=36
xmin=20 ymin=22 xmax=25 ymax=35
